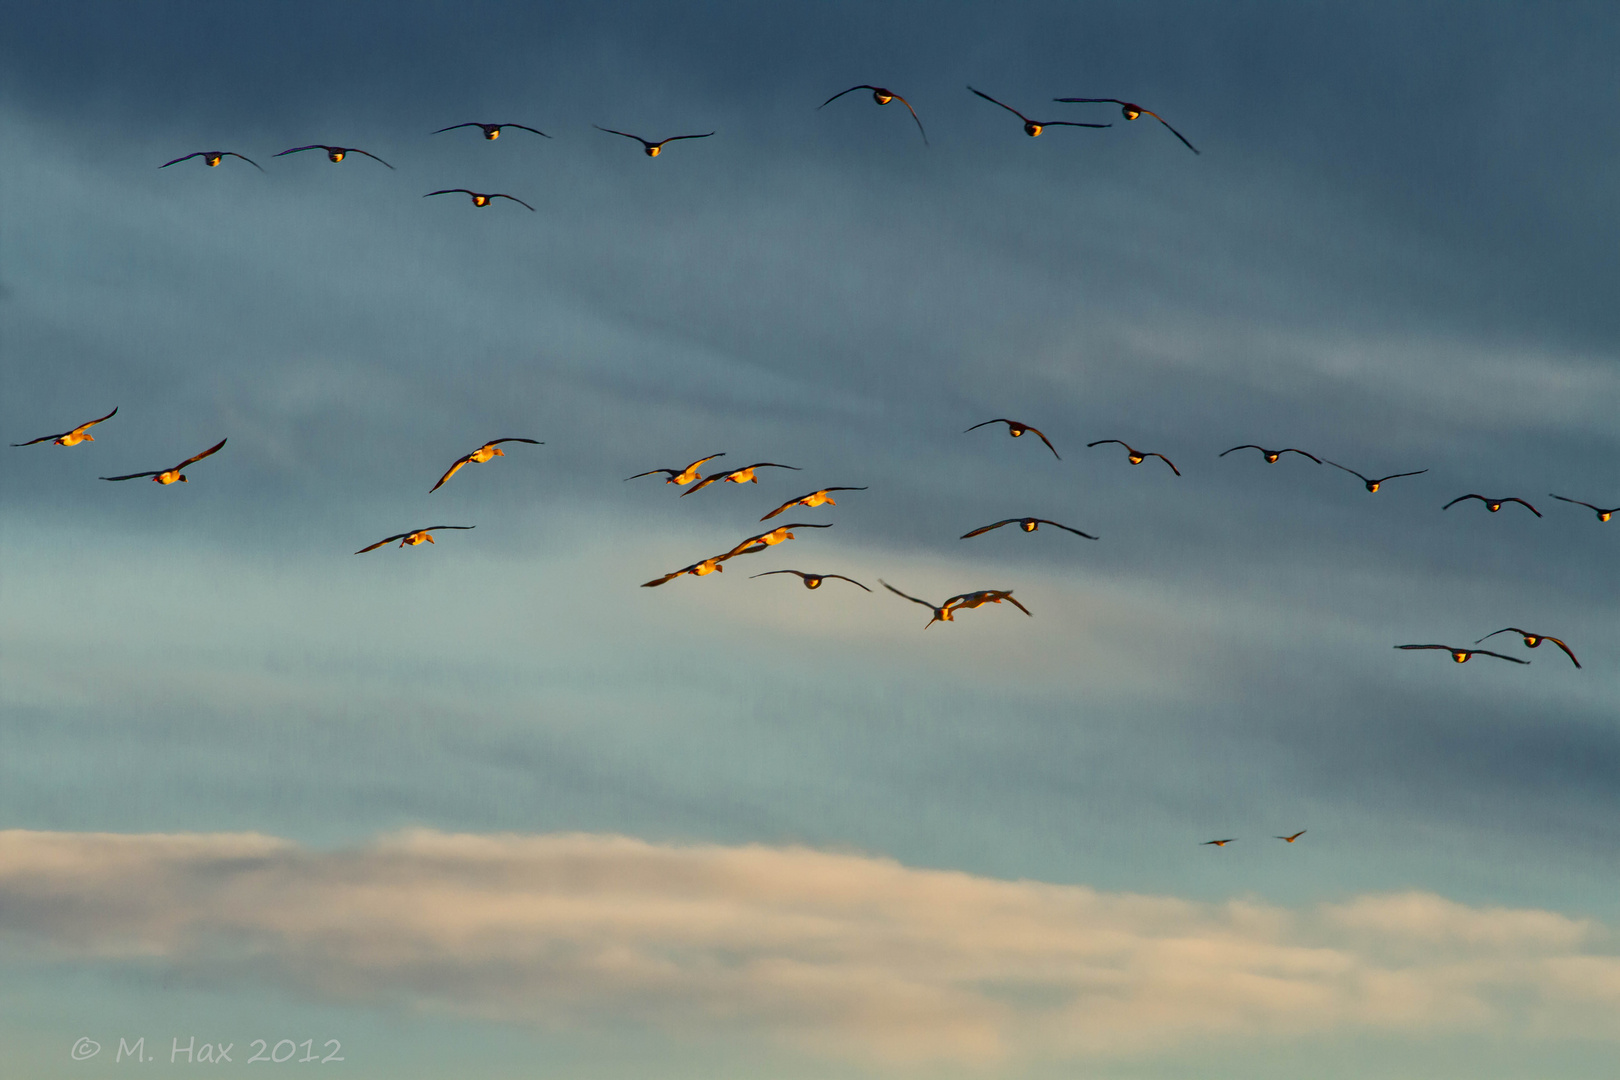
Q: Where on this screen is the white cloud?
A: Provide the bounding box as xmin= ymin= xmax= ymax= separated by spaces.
xmin=3 ymin=828 xmax=1617 ymax=1066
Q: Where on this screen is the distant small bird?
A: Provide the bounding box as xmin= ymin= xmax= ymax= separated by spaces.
xmin=1394 ymin=644 xmax=1528 ymax=664
xmin=625 ymin=453 xmax=726 ymax=486
xmin=961 ymin=517 xmax=1097 ymax=539
xmin=1442 ymin=494 xmax=1541 ymax=517
xmin=681 ymin=462 xmax=802 ymax=496
xmin=1053 ymin=97 xmax=1199 ymax=154
xmin=967 ymin=87 xmax=1111 ymax=137
xmin=424 ymin=189 xmax=535 ymax=210
xmin=430 ymin=438 xmax=542 ymax=493
xmin=355 ymin=525 xmax=474 ymax=554
xmin=275 ymin=144 xmax=394 ymax=168
xmin=751 ymin=569 xmax=871 ymax=591
xmin=11 ymin=406 xmax=118 ymax=447
xmin=1475 ymin=628 xmax=1580 ymax=668
xmin=1202 ymin=839 xmax=1236 ymax=847
xmin=1087 ymin=440 xmax=1180 ymax=475
xmin=965 ymin=418 xmax=1060 ymax=459
xmin=724 ymin=523 xmax=832 ymax=557
xmin=1219 ymin=445 xmax=1322 ymax=464
xmin=431 ymin=122 xmax=550 ymax=140
xmin=1550 ymin=495 xmax=1617 ymax=522
xmin=100 ymin=438 xmax=226 ymax=484
xmin=594 ymin=126 xmax=714 ymax=157
xmin=818 ymin=85 xmax=928 ymax=144
xmin=760 ymin=486 xmax=867 ymax=521
xmin=1274 ymin=830 xmax=1307 ymax=843
xmin=161 ymin=151 xmax=263 ymax=171
xmin=880 ymin=580 xmax=958 ymax=628
xmin=1325 ymin=461 xmax=1428 ymax=493
xmin=642 ymin=553 xmax=733 ymax=587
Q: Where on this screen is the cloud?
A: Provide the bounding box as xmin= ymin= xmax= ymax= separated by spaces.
xmin=3 ymin=828 xmax=1617 ymax=1066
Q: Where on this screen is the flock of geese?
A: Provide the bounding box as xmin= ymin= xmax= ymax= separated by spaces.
xmin=17 ymin=79 xmax=1610 ymax=851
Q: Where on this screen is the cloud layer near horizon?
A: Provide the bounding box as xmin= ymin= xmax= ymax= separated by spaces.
xmin=4 ymin=828 xmax=1616 ymax=1067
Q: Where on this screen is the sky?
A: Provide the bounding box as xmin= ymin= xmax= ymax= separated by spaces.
xmin=1 ymin=1 xmax=1617 ymax=1076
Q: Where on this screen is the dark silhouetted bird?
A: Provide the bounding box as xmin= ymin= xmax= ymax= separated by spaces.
xmin=1052 ymin=97 xmax=1199 ymax=153
xmin=968 ymin=87 xmax=1111 ymax=137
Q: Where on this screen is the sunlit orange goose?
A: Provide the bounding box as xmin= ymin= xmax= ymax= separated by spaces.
xmin=430 ymin=438 xmax=542 ymax=493
xmin=751 ymin=570 xmax=871 ymax=591
xmin=1550 ymin=495 xmax=1617 ymax=522
xmin=12 ymin=406 xmax=117 ymax=447
xmin=355 ymin=525 xmax=474 ymax=554
xmin=681 ymin=462 xmax=802 ymax=496
xmin=965 ymin=418 xmax=1060 ymax=459
xmin=1443 ymin=494 xmax=1541 ymax=517
xmin=642 ymin=553 xmax=733 ymax=587
xmin=961 ymin=517 xmax=1097 ymax=540
xmin=1219 ymin=445 xmax=1322 ymax=464
xmin=100 ymin=438 xmax=226 ymax=484
xmin=1394 ymin=644 xmax=1528 ymax=664
xmin=275 ymin=144 xmax=394 ymax=168
xmin=593 ymin=126 xmax=714 ymax=157
xmin=725 ymin=523 xmax=832 ymax=557
xmin=1087 ymin=440 xmax=1179 ymax=475
xmin=1275 ymin=830 xmax=1307 ymax=843
xmin=1475 ymin=628 xmax=1580 ymax=668
xmin=968 ymin=87 xmax=1111 ymax=137
xmin=432 ymin=122 xmax=550 ymax=140
xmin=1052 ymin=97 xmax=1199 ymax=153
xmin=424 ymin=189 xmax=535 ymax=210
xmin=1324 ymin=461 xmax=1427 ymax=492
xmin=161 ymin=151 xmax=263 ymax=171
xmin=945 ymin=589 xmax=1031 ymax=616
xmin=626 ymin=453 xmax=726 ymax=486
xmin=760 ymin=486 xmax=867 ymax=521
xmin=1202 ymin=839 xmax=1236 ymax=847
xmin=818 ymin=85 xmax=928 ymax=144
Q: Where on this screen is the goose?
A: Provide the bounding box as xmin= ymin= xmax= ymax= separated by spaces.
xmin=355 ymin=525 xmax=474 ymax=554
xmin=642 ymin=553 xmax=733 ymax=587
xmin=1219 ymin=445 xmax=1322 ymax=464
xmin=818 ymin=85 xmax=928 ymax=143
xmin=680 ymin=462 xmax=801 ymax=496
xmin=1442 ymin=494 xmax=1541 ymax=517
xmin=100 ymin=438 xmax=225 ymax=484
xmin=967 ymin=87 xmax=1111 ymax=137
xmin=593 ymin=126 xmax=713 ymax=157
xmin=1394 ymin=644 xmax=1528 ymax=664
xmin=724 ymin=523 xmax=832 ymax=557
xmin=1087 ymin=439 xmax=1180 ymax=475
xmin=1052 ymin=97 xmax=1199 ymax=153
xmin=961 ymin=517 xmax=1097 ymax=540
xmin=431 ymin=122 xmax=550 ymax=140
xmin=12 ymin=406 xmax=118 ymax=447
xmin=161 ymin=151 xmax=263 ymax=171
xmin=1475 ymin=628 xmax=1580 ymax=668
xmin=625 ymin=453 xmax=725 ymax=486
xmin=1324 ymin=461 xmax=1428 ymax=492
xmin=760 ymin=486 xmax=867 ymax=521
xmin=274 ymin=144 xmax=394 ymax=168
xmin=965 ymin=418 xmax=1060 ymax=459
xmin=750 ymin=570 xmax=871 ymax=591
xmin=430 ymin=438 xmax=542 ymax=493
xmin=1550 ymin=495 xmax=1617 ymax=522
xmin=424 ymin=189 xmax=535 ymax=210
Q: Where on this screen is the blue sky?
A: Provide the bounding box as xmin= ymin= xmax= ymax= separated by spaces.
xmin=2 ymin=2 xmax=1617 ymax=1076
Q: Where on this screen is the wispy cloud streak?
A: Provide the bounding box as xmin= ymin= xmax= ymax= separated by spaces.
xmin=3 ymin=829 xmax=1616 ymax=1065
